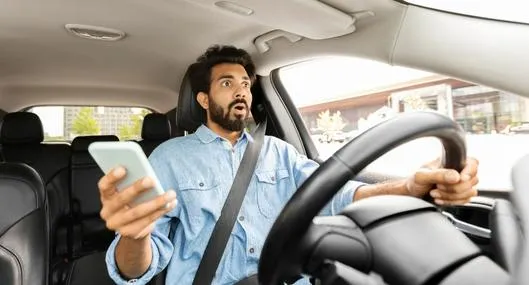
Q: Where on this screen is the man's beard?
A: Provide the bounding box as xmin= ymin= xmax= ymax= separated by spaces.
xmin=209 ymin=97 xmax=249 ymax=132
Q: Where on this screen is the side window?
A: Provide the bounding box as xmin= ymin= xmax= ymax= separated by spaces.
xmin=279 ymin=57 xmax=529 ymax=190
xmin=28 ymin=106 xmax=151 ymax=141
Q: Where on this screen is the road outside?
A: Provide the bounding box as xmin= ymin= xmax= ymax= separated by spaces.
xmin=313 ymin=134 xmax=529 ymax=191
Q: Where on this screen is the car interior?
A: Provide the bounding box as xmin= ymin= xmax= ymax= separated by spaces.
xmin=0 ymin=0 xmax=528 ymax=284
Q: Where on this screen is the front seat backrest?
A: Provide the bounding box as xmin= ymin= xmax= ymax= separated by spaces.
xmin=137 ymin=113 xmax=171 ymax=156
xmin=0 ymin=163 xmax=49 ymax=285
xmin=70 ymin=135 xmax=119 ymax=256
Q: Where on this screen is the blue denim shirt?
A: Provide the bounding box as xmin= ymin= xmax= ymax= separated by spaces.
xmin=105 ymin=125 xmax=364 ymax=285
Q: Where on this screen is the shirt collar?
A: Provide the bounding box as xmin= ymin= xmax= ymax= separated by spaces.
xmin=194 ymin=124 xmax=253 ymax=144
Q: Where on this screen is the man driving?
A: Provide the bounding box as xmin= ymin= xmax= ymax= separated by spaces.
xmin=100 ymin=45 xmax=479 ymax=284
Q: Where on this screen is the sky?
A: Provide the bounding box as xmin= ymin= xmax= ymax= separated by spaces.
xmin=32 ymin=106 xmax=64 ymax=136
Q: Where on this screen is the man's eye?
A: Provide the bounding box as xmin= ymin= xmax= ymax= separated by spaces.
xmin=222 ymin=81 xmax=231 ymax=87
xmin=242 ymin=82 xmax=250 ymax=88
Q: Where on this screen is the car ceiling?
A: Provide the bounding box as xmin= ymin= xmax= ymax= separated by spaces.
xmin=0 ymin=0 xmax=528 ymax=113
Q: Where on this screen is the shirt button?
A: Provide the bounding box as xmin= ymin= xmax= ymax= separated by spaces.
xmin=239 ymin=216 xmax=245 ymax=221
xmin=271 ymin=176 xmax=275 ymax=182
xmin=249 ymin=248 xmax=255 ymax=254
xmin=128 ymin=279 xmax=138 ymax=283
xmin=199 ymin=182 xmax=204 ymax=187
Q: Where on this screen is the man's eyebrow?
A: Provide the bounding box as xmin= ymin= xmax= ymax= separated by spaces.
xmin=215 ymin=74 xmax=250 ymax=82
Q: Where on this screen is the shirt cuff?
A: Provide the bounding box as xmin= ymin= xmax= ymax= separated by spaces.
xmin=324 ymin=180 xmax=367 ymax=216
xmin=105 ymin=235 xmax=160 ymax=285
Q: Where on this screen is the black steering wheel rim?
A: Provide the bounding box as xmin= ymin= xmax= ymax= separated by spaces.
xmin=258 ymin=111 xmax=467 ymax=285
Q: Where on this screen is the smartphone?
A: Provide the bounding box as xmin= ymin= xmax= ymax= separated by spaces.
xmin=88 ymin=141 xmax=166 ymax=206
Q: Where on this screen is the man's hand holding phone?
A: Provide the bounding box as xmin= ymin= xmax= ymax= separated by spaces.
xmin=98 ymin=166 xmax=177 ymax=240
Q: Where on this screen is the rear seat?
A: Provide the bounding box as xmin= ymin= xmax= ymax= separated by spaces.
xmin=69 ymin=135 xmax=119 ymax=257
xmin=0 ymin=112 xmax=71 ymax=264
xmin=60 ymin=115 xmax=173 ymax=285
xmin=0 ymin=112 xmax=173 ymax=284
xmin=137 ymin=113 xmax=172 ymax=156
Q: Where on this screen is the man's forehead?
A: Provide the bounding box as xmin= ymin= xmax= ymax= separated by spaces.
xmin=211 ymin=63 xmax=249 ymax=79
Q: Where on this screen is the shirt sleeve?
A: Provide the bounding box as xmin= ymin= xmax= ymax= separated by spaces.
xmin=287 ymin=142 xmax=367 ymax=216
xmin=105 ymin=213 xmax=176 ymax=284
xmin=104 ymin=143 xmax=180 ymax=284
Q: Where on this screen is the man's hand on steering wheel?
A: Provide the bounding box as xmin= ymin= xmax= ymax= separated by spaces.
xmin=407 ymin=157 xmax=479 ymax=206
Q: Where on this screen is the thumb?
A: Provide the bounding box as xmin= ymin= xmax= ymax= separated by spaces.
xmin=414 ymin=168 xmax=460 ymax=186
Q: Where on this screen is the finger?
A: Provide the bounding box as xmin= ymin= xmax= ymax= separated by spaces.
xmin=117 ymin=202 xmax=176 ymax=238
xmin=101 ymin=177 xmax=156 ymax=220
xmin=430 ymin=186 xmax=478 ymax=201
xmin=98 ymin=166 xmax=127 ymax=199
xmin=460 ymin=157 xmax=479 ymax=182
xmin=414 ymin=168 xmax=460 ymax=186
xmin=106 ymin=190 xmax=176 ymax=230
xmin=436 ymin=176 xmax=479 ymax=194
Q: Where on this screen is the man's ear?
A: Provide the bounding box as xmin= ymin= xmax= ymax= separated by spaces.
xmin=196 ymin=92 xmax=209 ymax=110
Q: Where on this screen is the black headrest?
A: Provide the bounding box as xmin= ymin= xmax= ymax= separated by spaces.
xmin=177 ymin=65 xmax=205 ymax=132
xmin=141 ymin=113 xmax=171 ymax=140
xmin=0 ymin=112 xmax=44 ymax=144
xmin=71 ymin=135 xmax=119 ymax=152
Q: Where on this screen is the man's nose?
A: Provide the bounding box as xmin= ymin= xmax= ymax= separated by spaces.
xmin=234 ymin=86 xmax=247 ymax=99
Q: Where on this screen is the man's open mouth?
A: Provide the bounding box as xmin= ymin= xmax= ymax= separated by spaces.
xmin=233 ymin=103 xmax=247 ymax=112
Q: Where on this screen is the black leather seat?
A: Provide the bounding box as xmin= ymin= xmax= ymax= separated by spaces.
xmin=54 ymin=135 xmax=121 ymax=285
xmin=0 ymin=112 xmax=71 ymax=265
xmin=0 ymin=162 xmax=49 ymax=285
xmin=137 ymin=113 xmax=171 ymax=156
xmin=61 ymin=252 xmax=115 ymax=285
xmin=69 ymin=135 xmax=119 ymax=257
xmin=176 ymin=63 xmax=205 ymax=133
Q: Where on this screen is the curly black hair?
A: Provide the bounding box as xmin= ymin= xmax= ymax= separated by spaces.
xmin=188 ymin=45 xmax=256 ymax=96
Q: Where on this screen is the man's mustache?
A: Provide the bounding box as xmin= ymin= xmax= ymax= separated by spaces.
xmin=228 ymin=99 xmax=249 ymax=110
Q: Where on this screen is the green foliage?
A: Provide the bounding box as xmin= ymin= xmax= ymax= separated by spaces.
xmin=72 ymin=107 xmax=100 ymax=135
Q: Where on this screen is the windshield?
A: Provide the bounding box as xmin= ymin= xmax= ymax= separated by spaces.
xmin=279 ymin=57 xmax=529 ymax=191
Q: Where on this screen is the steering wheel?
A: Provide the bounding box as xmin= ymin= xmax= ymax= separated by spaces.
xmin=258 ymin=112 xmax=513 ymax=285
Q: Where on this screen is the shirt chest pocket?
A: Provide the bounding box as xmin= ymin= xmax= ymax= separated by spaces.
xmin=255 ymin=169 xmax=291 ymax=219
xmin=179 ymin=179 xmax=222 ymax=224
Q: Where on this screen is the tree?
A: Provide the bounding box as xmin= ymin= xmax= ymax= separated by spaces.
xmin=402 ymin=94 xmax=428 ymax=111
xmin=72 ymin=107 xmax=100 ymax=135
xmin=316 ymin=110 xmax=347 ymax=132
xmin=118 ymin=109 xmax=151 ymax=140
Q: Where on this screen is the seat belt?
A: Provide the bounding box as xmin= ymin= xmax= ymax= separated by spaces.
xmin=192 ymin=119 xmax=267 ymax=285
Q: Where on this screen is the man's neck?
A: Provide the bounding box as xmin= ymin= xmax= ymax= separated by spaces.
xmin=206 ymin=121 xmax=242 ymax=145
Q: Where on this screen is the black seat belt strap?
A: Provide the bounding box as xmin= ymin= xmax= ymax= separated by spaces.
xmin=192 ymin=119 xmax=267 ymax=285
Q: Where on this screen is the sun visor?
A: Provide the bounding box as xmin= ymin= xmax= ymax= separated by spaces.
xmin=193 ymin=0 xmax=356 ymax=39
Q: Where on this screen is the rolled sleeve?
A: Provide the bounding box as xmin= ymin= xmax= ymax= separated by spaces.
xmin=320 ymin=180 xmax=366 ymax=216
xmin=105 ymin=221 xmax=175 ymax=285
xmin=105 ymin=236 xmax=159 ymax=285
xmin=287 ymin=141 xmax=367 ymax=216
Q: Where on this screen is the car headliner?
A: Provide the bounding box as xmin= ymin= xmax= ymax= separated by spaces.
xmin=0 ymin=0 xmax=527 ymax=113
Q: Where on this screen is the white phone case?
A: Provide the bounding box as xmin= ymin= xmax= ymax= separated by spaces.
xmin=88 ymin=141 xmax=166 ymax=206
